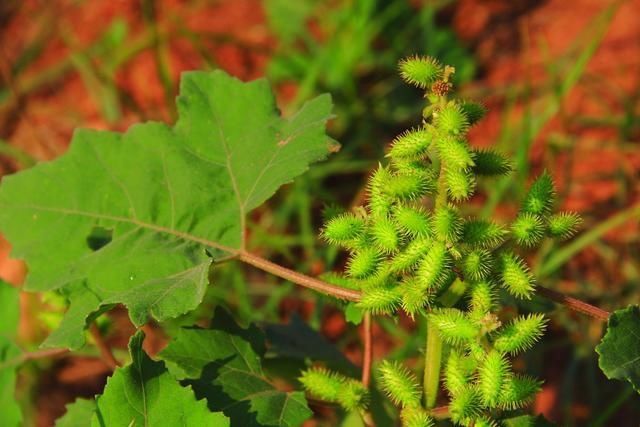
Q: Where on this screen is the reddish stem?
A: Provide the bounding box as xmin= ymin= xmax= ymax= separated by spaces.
xmin=89 ymin=323 xmax=121 ymax=370
xmin=361 ymin=312 xmax=373 ymax=388
xmin=536 ymin=285 xmax=610 ymax=321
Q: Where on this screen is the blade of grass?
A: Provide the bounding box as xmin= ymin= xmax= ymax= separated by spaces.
xmin=479 ymin=2 xmax=619 ymax=218
xmin=537 ymin=203 xmax=640 ymax=277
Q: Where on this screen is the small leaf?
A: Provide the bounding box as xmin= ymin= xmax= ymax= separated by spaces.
xmin=345 ymin=303 xmax=365 ymax=325
xmin=93 ymin=331 xmax=228 ymax=427
xmin=596 ymin=305 xmax=640 ymax=392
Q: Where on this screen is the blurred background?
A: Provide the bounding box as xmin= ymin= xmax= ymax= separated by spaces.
xmin=0 ymin=0 xmax=638 ymax=425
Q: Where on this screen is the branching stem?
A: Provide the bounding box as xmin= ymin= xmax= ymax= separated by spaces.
xmin=361 ymin=312 xmax=373 ymax=388
xmin=238 ymin=251 xmax=361 ymax=301
xmin=536 ymin=285 xmax=610 ymax=321
xmin=89 ymin=323 xmax=121 ymax=370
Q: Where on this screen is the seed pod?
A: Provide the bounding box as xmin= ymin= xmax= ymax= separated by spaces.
xmin=522 ymin=171 xmax=556 ymax=216
xmin=471 ymin=149 xmax=511 ymax=176
xmin=444 ymin=350 xmax=476 ymax=396
xmin=393 ymin=205 xmax=431 ymax=238
xmin=478 ymin=350 xmax=510 ymax=407
xmin=417 ymin=241 xmax=451 ymax=290
xmin=511 ymin=212 xmax=545 ymax=247
xmin=547 ymin=212 xmax=582 ymax=239
xmin=357 ymin=284 xmax=401 ymax=315
xmin=347 ymin=247 xmax=381 ymax=279
xmin=428 ymin=308 xmax=478 ymax=345
xmin=462 ymin=249 xmax=494 ymax=281
xmin=378 ymin=360 xmax=422 ymax=408
xmin=460 ymin=100 xmax=487 ymax=124
xmin=371 ymin=216 xmax=401 ymax=253
xmin=493 ymin=313 xmax=548 ymax=355
xmin=388 ymin=127 xmax=433 ymax=160
xmin=498 ymin=375 xmax=542 ymax=410
xmin=449 ymin=386 xmax=482 ymax=424
xmin=436 ymin=136 xmax=475 ymax=170
xmin=468 ymin=280 xmax=496 ymax=318
xmin=299 ymin=368 xmax=343 ymax=402
xmin=497 ymin=252 xmax=535 ymax=299
xmin=384 ymin=172 xmax=431 ymax=201
xmin=446 ymin=168 xmax=476 ymax=201
xmin=398 ymin=55 xmax=443 ymax=89
xmin=400 ymin=276 xmax=433 ymax=317
xmin=368 ymin=165 xmax=394 ymax=216
xmin=434 ymin=103 xmax=469 ymax=135
xmin=461 ymin=219 xmax=506 ymax=249
xmin=299 ymin=368 xmax=368 ymax=411
xmin=322 ymin=213 xmax=366 ymax=247
xmin=433 ymin=205 xmax=463 ymax=243
xmin=389 ymin=237 xmax=431 ymax=273
xmin=400 ymin=407 xmax=434 ymax=427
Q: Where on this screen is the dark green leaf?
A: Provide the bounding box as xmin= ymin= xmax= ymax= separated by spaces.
xmin=596 ymin=305 xmax=640 ymax=392
xmin=264 ymin=313 xmax=356 ymax=375
xmin=160 ymin=308 xmax=312 ymax=426
xmin=93 ymin=331 xmax=228 ymax=426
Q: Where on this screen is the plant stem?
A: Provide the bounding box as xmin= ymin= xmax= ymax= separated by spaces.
xmin=536 ymin=285 xmax=610 ymax=321
xmin=429 ymin=405 xmax=450 ymax=420
xmin=238 ymin=251 xmax=361 ymax=301
xmin=89 ymin=323 xmax=121 ymax=370
xmin=423 ymin=95 xmax=449 ymax=408
xmin=361 ymin=312 xmax=373 ymax=388
xmin=424 ymin=320 xmax=443 ymax=409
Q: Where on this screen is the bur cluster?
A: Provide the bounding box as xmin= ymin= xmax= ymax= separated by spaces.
xmin=300 ymin=56 xmax=581 ymax=425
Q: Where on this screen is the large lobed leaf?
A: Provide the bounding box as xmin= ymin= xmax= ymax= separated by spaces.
xmin=596 ymin=305 xmax=640 ymax=393
xmin=0 ymin=70 xmax=335 ymax=349
xmin=159 ymin=309 xmax=312 ymax=427
xmin=91 ymin=331 xmax=228 ymax=426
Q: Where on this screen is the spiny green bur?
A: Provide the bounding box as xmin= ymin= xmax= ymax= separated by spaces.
xmin=301 ymin=55 xmax=583 ymax=424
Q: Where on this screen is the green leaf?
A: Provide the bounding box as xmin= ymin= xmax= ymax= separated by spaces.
xmin=160 ymin=308 xmax=312 ymax=426
xmin=596 ymin=305 xmax=640 ymax=392
xmin=264 ymin=314 xmax=356 ymax=374
xmin=345 ymin=303 xmax=364 ymax=325
xmin=55 ymin=399 xmax=96 ymax=427
xmin=0 ymin=70 xmax=335 ymax=349
xmin=93 ymin=331 xmax=228 ymax=427
xmin=0 ymin=338 xmax=22 ymax=427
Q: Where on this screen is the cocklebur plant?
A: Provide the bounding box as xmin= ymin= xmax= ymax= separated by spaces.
xmin=0 ymin=56 xmax=638 ymax=427
xmin=299 ymin=56 xmax=615 ymax=426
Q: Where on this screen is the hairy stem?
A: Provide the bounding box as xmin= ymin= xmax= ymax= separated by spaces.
xmin=361 ymin=312 xmax=373 ymax=387
xmin=89 ymin=323 xmax=121 ymax=370
xmin=536 ymin=285 xmax=610 ymax=321
xmin=238 ymin=251 xmax=361 ymax=301
xmin=423 ymin=99 xmax=449 ymax=408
